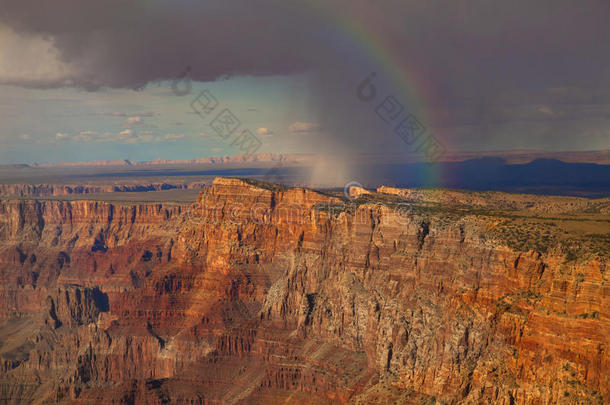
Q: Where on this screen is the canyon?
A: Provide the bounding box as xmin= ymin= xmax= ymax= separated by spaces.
xmin=0 ymin=183 xmax=195 ymax=198
xmin=0 ymin=178 xmax=608 ymax=404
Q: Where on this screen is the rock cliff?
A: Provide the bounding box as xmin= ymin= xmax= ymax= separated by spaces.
xmin=0 ymin=183 xmax=191 ymax=198
xmin=0 ymin=178 xmax=607 ymax=404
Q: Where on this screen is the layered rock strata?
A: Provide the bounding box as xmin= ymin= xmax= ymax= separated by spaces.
xmin=0 ymin=178 xmax=607 ymax=404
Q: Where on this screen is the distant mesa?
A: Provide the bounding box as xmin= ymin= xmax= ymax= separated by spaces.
xmin=32 ymin=159 xmax=134 ymax=168
xmin=30 ymin=153 xmax=305 ymax=168
xmin=0 ymin=164 xmax=31 ymax=169
xmin=17 ymin=149 xmax=610 ymax=168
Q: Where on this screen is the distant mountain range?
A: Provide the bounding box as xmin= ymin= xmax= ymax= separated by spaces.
xmin=4 ymin=149 xmax=608 ymax=168
xmin=357 ymin=157 xmax=610 ymax=197
xmin=1 ymin=150 xmax=608 ymax=198
xmin=27 ymin=153 xmax=303 ymax=168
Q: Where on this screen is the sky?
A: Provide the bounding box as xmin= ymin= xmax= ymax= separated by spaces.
xmin=0 ymin=75 xmax=318 ymax=163
xmin=0 ymin=0 xmax=609 ymax=164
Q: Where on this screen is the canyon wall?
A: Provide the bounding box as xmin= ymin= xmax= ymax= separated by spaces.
xmin=0 ymin=178 xmax=607 ymax=404
xmin=0 ymin=183 xmax=194 ymax=198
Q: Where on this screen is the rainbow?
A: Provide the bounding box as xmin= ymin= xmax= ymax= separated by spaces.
xmin=306 ymin=1 xmax=449 ymax=187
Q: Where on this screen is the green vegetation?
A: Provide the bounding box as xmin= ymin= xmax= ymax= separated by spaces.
xmin=493 ymin=290 xmax=541 ymax=316
xmin=312 ymin=202 xmax=357 ymax=216
xmin=491 ymin=218 xmax=609 ymax=261
xmin=237 ymin=178 xmax=289 ymax=192
xmin=491 ymin=219 xmax=559 ymax=253
xmin=577 ymin=311 xmax=599 ymax=319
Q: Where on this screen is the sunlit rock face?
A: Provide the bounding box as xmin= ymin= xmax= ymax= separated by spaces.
xmin=0 ymin=178 xmax=607 ymax=404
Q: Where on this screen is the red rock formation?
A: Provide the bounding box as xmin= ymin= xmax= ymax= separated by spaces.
xmin=0 ymin=183 xmax=191 ymax=198
xmin=0 ymin=178 xmax=607 ymax=404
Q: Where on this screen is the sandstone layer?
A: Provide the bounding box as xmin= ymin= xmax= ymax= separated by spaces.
xmin=0 ymin=183 xmax=196 ymax=198
xmin=0 ymin=177 xmax=607 ymax=404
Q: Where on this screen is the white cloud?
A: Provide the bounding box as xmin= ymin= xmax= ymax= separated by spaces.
xmin=0 ymin=24 xmax=72 ymax=87
xmin=163 ymin=133 xmax=185 ymax=142
xmin=123 ymin=116 xmax=144 ymax=127
xmin=289 ymin=121 xmax=321 ymax=133
xmin=52 ymin=129 xmax=159 ymax=144
xmin=256 ymin=127 xmax=274 ymax=136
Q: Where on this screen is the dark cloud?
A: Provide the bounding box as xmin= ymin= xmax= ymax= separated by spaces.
xmin=0 ymin=0 xmax=318 ymax=89
xmin=1 ymin=0 xmax=607 ymax=92
xmin=1 ymin=0 xmax=609 ymax=154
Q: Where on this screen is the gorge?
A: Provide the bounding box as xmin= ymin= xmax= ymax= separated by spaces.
xmin=0 ymin=178 xmax=608 ymax=404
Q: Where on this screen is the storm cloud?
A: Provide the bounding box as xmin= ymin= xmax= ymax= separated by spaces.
xmin=1 ymin=0 xmax=609 ymax=157
xmin=0 ymin=0 xmax=318 ymax=89
xmin=0 ymin=0 xmax=608 ymax=93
